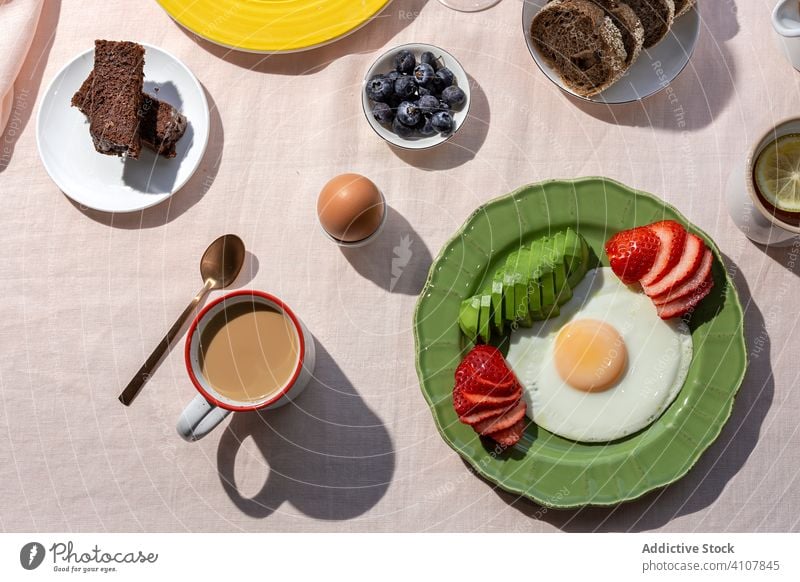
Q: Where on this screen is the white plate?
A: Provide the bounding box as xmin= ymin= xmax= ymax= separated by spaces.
xmin=36 ymin=43 xmax=209 ymax=213
xmin=361 ymin=43 xmax=471 ymax=150
xmin=522 ymin=1 xmax=700 ymax=104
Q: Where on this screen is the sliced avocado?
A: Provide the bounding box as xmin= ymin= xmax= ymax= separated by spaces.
xmin=502 ymin=251 xmax=521 ymax=321
xmin=478 ymin=294 xmax=492 ymax=343
xmin=512 ymin=249 xmax=531 ymax=321
xmin=490 ymin=278 xmax=505 ymax=333
xmin=527 ymin=275 xmax=544 ymax=319
xmin=459 ymin=296 xmax=481 ymax=341
xmin=562 ymin=228 xmax=589 ymax=288
xmin=539 ymin=267 xmax=558 ymax=314
xmin=545 ymin=236 xmax=572 ymax=305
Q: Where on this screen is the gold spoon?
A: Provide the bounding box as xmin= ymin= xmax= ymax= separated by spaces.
xmin=118 ymin=234 xmax=246 ymax=406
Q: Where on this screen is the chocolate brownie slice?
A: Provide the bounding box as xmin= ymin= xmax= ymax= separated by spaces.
xmin=73 ymin=73 xmax=188 ymax=159
xmin=88 ymin=40 xmax=145 ymax=158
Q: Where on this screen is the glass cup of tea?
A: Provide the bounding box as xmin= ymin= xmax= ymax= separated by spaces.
xmin=726 ymin=117 xmax=800 ymax=246
xmin=177 ymin=290 xmax=316 ymax=442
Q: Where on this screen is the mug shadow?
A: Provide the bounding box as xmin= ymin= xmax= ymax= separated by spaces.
xmin=70 ymin=85 xmax=224 ymax=229
xmin=390 ymin=74 xmax=490 ymax=170
xmin=340 ymin=206 xmax=433 ymax=295
xmin=174 ymin=0 xmax=429 ymax=76
xmin=569 ymin=1 xmax=739 ymax=132
xmin=750 ymin=239 xmax=800 ymax=280
xmin=216 ymin=339 xmax=395 ymax=520
xmin=487 ymin=255 xmax=772 ymax=531
xmin=0 ymin=0 xmax=60 ymax=173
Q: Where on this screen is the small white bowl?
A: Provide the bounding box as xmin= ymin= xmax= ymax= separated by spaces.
xmin=362 ymin=43 xmax=471 ymax=150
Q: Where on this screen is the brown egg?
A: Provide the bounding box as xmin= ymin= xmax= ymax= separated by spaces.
xmin=317 ymin=174 xmax=385 ymax=242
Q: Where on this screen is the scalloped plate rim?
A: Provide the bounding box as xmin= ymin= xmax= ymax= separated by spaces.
xmin=413 ymin=177 xmax=747 ymax=509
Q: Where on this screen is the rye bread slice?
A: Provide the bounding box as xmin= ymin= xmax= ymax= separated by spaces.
xmin=622 ymin=0 xmax=675 ymax=48
xmin=531 ymin=0 xmax=628 ymax=97
xmin=674 ymin=0 xmax=695 ymax=18
xmin=73 ymin=72 xmax=188 ymax=159
xmin=88 ymin=40 xmax=145 ymax=159
xmin=549 ymin=0 xmax=644 ymax=67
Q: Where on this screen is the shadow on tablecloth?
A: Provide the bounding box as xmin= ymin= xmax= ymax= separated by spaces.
xmin=566 ymin=0 xmax=740 ymax=132
xmin=216 ymin=337 xmax=395 ymax=520
xmin=489 ymin=254 xmax=774 ymax=532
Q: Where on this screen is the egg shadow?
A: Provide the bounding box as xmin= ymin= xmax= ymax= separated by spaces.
xmin=72 ymin=85 xmax=223 ymax=228
xmin=567 ymin=1 xmax=739 ymax=132
xmin=389 ymin=74 xmax=490 ymax=170
xmin=0 ymin=0 xmax=60 ymax=173
xmin=339 ymin=206 xmax=433 ymax=295
xmin=216 ymin=338 xmax=395 ymax=521
xmin=485 ymin=254 xmax=773 ymax=531
xmin=173 ymin=0 xmax=429 ymax=76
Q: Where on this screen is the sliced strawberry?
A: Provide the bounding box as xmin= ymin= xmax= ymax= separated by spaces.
xmin=460 ymin=386 xmax=521 ymax=409
xmin=486 ymin=418 xmax=527 ymax=447
xmin=656 ymin=272 xmax=714 ymax=319
xmin=456 ymin=368 xmax=518 ymax=396
xmin=604 ymin=226 xmax=661 ymax=284
xmin=643 ymin=233 xmax=704 ymax=298
xmin=639 ymin=221 xmax=687 ymax=287
xmin=456 ymin=345 xmax=517 ymax=389
xmin=652 ymin=249 xmax=713 ymax=306
xmin=474 ymin=400 xmax=527 ymax=435
xmin=459 ymin=403 xmax=511 ymax=426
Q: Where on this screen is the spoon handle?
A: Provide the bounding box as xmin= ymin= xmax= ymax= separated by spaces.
xmin=118 ymin=279 xmax=214 ymax=406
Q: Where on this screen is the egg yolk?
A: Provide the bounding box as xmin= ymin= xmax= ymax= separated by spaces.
xmin=553 ymin=319 xmax=627 ymax=393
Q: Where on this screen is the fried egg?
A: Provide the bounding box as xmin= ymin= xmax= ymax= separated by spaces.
xmin=506 ymin=267 xmax=692 ymax=442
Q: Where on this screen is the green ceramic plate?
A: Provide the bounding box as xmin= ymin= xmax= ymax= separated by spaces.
xmin=413 ymin=178 xmax=747 ymax=508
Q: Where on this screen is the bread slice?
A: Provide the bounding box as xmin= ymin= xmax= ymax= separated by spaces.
xmin=531 ymin=0 xmax=628 ymax=97
xmin=623 ymin=0 xmax=675 ymax=48
xmin=549 ymin=0 xmax=644 ymax=67
xmin=673 ymin=0 xmax=695 ymax=18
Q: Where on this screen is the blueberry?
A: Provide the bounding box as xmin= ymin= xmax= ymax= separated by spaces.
xmin=418 ymin=118 xmax=437 ymax=137
xmin=392 ymin=116 xmax=415 ymax=138
xmin=420 ymin=51 xmax=438 ymax=70
xmin=394 ymin=49 xmax=416 ymax=74
xmin=431 ymin=110 xmax=454 ymax=135
xmin=438 ymin=100 xmax=450 ymax=112
xmin=441 ymin=85 xmax=466 ymax=108
xmin=396 ymin=101 xmax=421 ymax=126
xmin=366 ymin=75 xmax=394 ymax=103
xmin=413 ymin=63 xmax=435 ymax=87
xmin=387 ymin=70 xmax=401 ymax=83
xmin=372 ymin=102 xmax=394 ymax=125
xmin=417 ymin=94 xmax=439 ymax=115
xmin=418 ymin=86 xmax=433 ymax=98
xmin=435 ymin=67 xmax=455 ymax=88
xmin=394 ymin=75 xmax=418 ymax=99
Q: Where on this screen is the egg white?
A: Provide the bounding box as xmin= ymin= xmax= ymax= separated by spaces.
xmin=505 ymin=267 xmax=693 ymax=443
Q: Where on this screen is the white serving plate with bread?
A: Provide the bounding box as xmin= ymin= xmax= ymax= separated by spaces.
xmin=522 ymin=0 xmax=700 ymax=104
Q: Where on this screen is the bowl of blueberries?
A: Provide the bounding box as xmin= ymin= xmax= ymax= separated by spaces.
xmin=362 ymin=43 xmax=470 ymax=149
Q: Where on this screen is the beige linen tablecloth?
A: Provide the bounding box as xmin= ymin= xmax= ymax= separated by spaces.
xmin=1 ymin=0 xmax=798 ymax=533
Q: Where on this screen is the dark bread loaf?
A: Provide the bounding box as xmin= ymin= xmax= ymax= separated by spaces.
xmin=72 ymin=72 xmax=188 ymax=159
xmin=531 ymin=0 xmax=628 ymax=97
xmin=88 ymin=40 xmax=145 ymax=158
xmin=623 ymin=0 xmax=675 ymax=48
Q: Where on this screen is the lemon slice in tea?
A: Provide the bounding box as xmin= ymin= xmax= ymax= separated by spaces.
xmin=755 ymin=134 xmax=800 ymax=212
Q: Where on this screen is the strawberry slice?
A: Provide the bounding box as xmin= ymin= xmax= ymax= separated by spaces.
xmin=656 ymin=272 xmax=714 ymax=319
xmin=643 ymin=233 xmax=704 ymax=298
xmin=460 ymin=386 xmax=521 ymax=409
xmin=474 ymin=400 xmax=527 ymax=435
xmin=639 ymin=221 xmax=687 ymax=287
xmin=459 ymin=403 xmax=513 ymax=426
xmin=652 ymin=248 xmax=713 ymax=306
xmin=486 ymin=418 xmax=527 ymax=447
xmin=457 ymin=345 xmax=517 ymax=390
xmin=604 ymin=226 xmax=661 ymax=284
xmin=456 ymin=368 xmax=518 ymax=396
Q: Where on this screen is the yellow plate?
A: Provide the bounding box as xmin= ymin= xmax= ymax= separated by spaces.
xmin=157 ymin=0 xmax=392 ymax=53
